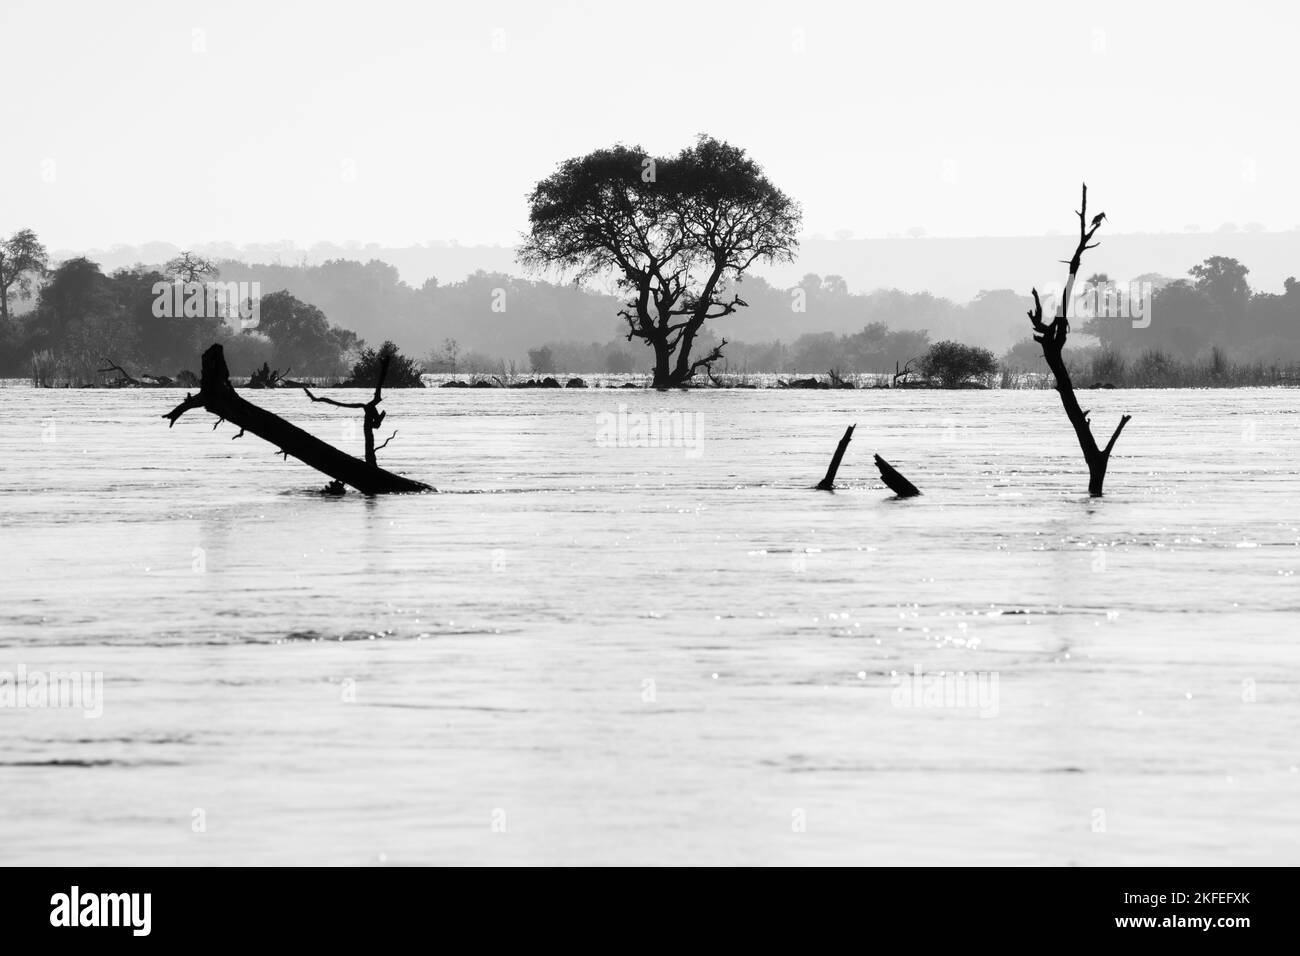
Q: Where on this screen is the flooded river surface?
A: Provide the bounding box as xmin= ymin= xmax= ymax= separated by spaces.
xmin=1 ymin=385 xmax=1297 ymax=864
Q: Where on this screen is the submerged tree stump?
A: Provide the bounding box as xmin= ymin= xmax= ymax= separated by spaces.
xmin=816 ymin=424 xmax=855 ymax=490
xmin=874 ymin=455 xmax=920 ymax=498
xmin=163 ymin=344 xmax=431 ymax=494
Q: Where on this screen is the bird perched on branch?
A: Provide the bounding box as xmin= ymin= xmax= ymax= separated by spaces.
xmin=1091 ymin=212 xmax=1106 ymax=229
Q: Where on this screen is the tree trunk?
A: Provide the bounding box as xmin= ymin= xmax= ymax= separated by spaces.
xmin=666 ymin=333 xmax=727 ymax=387
xmin=163 ymin=344 xmax=430 ymax=494
xmin=1039 ymin=337 xmax=1130 ymax=497
xmin=816 ymin=424 xmax=855 ymax=490
xmin=1030 ymin=185 xmax=1131 ymax=498
xmin=651 ymin=336 xmax=672 ymax=388
xmin=363 ymin=408 xmax=378 ymax=466
xmin=671 ymin=319 xmax=703 ymax=383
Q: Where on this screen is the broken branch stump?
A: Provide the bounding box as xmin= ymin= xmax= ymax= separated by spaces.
xmin=874 ymin=455 xmax=920 ymax=498
xmin=816 ymin=424 xmax=855 ymax=490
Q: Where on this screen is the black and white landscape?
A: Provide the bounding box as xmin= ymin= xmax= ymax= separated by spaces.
xmin=1 ymin=0 xmax=1298 ymax=877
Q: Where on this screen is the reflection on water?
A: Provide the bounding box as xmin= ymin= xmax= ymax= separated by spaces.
xmin=0 ymin=386 xmax=1297 ymax=864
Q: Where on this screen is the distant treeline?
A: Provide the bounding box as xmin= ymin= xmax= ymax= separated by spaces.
xmin=5 ymin=257 xmax=363 ymax=382
xmin=4 ymin=237 xmax=1300 ymax=382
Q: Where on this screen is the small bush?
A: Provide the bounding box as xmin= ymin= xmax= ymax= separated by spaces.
xmin=1132 ymin=349 xmax=1174 ymax=385
xmin=919 ymin=341 xmax=998 ymax=387
xmin=346 ymin=340 xmax=424 ymax=388
xmin=1091 ymin=349 xmax=1127 ymax=384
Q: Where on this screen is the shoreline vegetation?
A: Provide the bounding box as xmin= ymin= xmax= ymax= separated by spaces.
xmin=8 ymin=355 xmax=1300 ymax=390
xmin=8 ymin=263 xmax=1300 ymax=390
xmin=13 ymin=328 xmax=1300 ymax=391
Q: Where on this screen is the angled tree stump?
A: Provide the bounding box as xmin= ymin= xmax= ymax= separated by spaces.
xmin=816 ymin=424 xmax=855 ymax=490
xmin=163 ymin=344 xmax=431 ymax=494
xmin=874 ymin=455 xmax=920 ymax=498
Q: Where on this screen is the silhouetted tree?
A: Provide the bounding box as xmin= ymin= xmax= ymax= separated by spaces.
xmin=1027 ymin=184 xmax=1131 ymax=497
xmin=790 ymin=331 xmax=840 ymax=371
xmin=1145 ymin=281 xmax=1219 ymax=358
xmin=520 ymin=135 xmax=801 ymax=387
xmin=164 ymin=251 xmax=219 ymax=284
xmin=118 ymin=265 xmax=224 ymax=372
xmin=24 ymin=257 xmax=134 ymax=382
xmin=1248 ymin=276 xmax=1300 ymax=342
xmin=1188 ymin=255 xmax=1250 ymax=326
xmin=0 ymin=228 xmax=49 ymax=324
xmin=254 ymin=290 xmax=356 ymax=375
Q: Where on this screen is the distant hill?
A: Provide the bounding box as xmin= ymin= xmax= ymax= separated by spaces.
xmin=61 ymin=230 xmax=1300 ymax=300
xmin=767 ymin=231 xmax=1300 ymax=300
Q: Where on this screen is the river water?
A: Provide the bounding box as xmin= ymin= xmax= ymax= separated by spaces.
xmin=1 ymin=385 xmax=1297 ymax=865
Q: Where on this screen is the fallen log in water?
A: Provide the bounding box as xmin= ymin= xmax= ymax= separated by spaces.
xmin=99 ymin=358 xmax=177 ymax=387
xmin=874 ymin=454 xmax=920 ymax=498
xmin=163 ymin=344 xmax=432 ymax=494
xmin=816 ymin=424 xmax=855 ymax=490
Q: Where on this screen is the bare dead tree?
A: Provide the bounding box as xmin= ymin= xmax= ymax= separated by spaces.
xmin=816 ymin=424 xmax=855 ymax=490
xmin=893 ymin=359 xmax=918 ymax=387
xmin=164 ymin=344 xmax=429 ymax=494
xmin=1029 ymin=184 xmax=1132 ymax=496
xmin=295 ymin=352 xmax=397 ymax=468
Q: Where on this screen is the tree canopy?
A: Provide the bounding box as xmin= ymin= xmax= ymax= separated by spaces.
xmin=0 ymin=228 xmax=50 ymax=323
xmin=520 ymin=135 xmax=801 ymax=386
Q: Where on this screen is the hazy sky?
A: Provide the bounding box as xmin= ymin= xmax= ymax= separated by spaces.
xmin=4 ymin=0 xmax=1298 ymax=250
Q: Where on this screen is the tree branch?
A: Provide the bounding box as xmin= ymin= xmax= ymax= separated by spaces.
xmin=1102 ymin=414 xmax=1132 ymax=458
xmin=685 ymin=338 xmax=729 ymax=379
